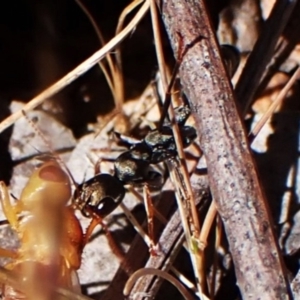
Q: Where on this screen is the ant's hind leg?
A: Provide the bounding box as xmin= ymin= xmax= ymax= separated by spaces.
xmin=0 ymin=182 xmax=19 ymax=230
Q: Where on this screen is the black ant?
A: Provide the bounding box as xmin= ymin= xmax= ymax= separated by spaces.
xmin=72 ymin=37 xmax=201 ymax=253
xmin=72 ymin=104 xmax=197 ymax=252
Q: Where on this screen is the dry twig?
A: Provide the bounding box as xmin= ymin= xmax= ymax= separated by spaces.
xmin=155 ymin=0 xmax=291 ymax=298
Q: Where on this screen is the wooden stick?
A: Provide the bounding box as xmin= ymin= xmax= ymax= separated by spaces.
xmin=156 ymin=0 xmax=291 ymax=298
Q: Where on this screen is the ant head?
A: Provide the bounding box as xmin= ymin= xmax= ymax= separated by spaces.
xmin=20 ymin=160 xmax=71 ymax=211
xmin=72 ymin=173 xmax=125 ymax=219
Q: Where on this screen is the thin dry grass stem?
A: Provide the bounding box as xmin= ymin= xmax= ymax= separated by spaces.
xmin=127 ymin=185 xmax=167 ymax=223
xmin=196 ymin=200 xmax=219 ymax=299
xmin=150 ymin=0 xmax=168 ymax=90
xmin=209 ymin=215 xmax=222 ymax=300
xmin=115 ymin=0 xmax=144 ymax=109
xmin=119 ymin=201 xmax=195 ymax=290
xmin=120 ymin=199 xmax=164 ymax=255
xmin=143 ymin=185 xmax=156 ymax=253
xmin=128 ymin=182 xmax=203 ymax=288
xmin=74 ymin=0 xmax=118 ymax=102
xmin=120 ymin=202 xmax=152 ymax=244
xmin=0 ymin=266 xmax=93 ymax=300
xmin=129 ymin=178 xmax=214 ymax=290
xmin=123 ymin=268 xmax=199 ymax=300
xmin=199 ymin=200 xmax=217 ymax=250
xmin=150 ymin=0 xmax=201 ymax=238
xmin=0 ymin=0 xmax=150 ymax=134
xmin=170 ymin=268 xmax=197 ymax=293
xmin=150 ymin=0 xmax=205 ymax=294
xmin=121 ymin=200 xmax=188 ymax=282
xmin=249 ymin=65 xmax=300 ymax=142
xmin=166 ymin=160 xmax=206 ymax=296
xmin=165 ymin=82 xmax=201 ymax=240
xmin=115 ymin=0 xmax=145 ymax=109
xmin=116 ymin=0 xmax=144 ymax=38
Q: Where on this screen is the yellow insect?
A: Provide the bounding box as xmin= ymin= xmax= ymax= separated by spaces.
xmin=0 ymin=160 xmax=85 ymax=300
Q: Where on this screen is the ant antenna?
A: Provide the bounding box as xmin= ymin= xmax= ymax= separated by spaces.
xmin=21 ymin=110 xmax=79 ymax=190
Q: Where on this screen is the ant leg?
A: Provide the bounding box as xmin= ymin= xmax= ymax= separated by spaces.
xmin=94 ymin=157 xmax=116 ymax=175
xmin=94 ymin=158 xmax=103 ymax=175
xmin=84 ymin=214 xmax=131 ymax=273
xmin=143 ymin=184 xmax=159 ymax=256
xmin=0 ymin=182 xmax=20 ymax=230
xmin=84 ymin=217 xmax=99 ymax=245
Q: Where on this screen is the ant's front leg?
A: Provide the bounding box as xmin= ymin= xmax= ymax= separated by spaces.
xmin=84 ymin=210 xmax=129 ymax=272
xmin=94 ymin=158 xmax=107 ymax=175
